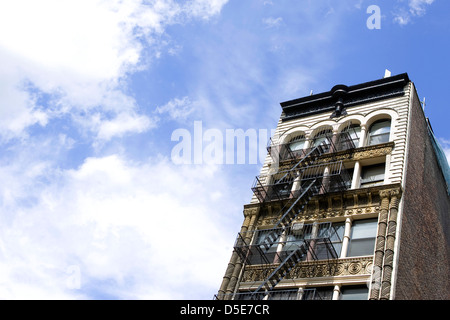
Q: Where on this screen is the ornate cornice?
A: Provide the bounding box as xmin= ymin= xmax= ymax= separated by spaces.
xmin=280 ymin=73 xmax=409 ymax=121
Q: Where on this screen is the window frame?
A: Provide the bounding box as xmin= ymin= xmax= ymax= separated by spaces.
xmin=347 ymin=218 xmax=378 ymax=257
xmin=359 ymin=163 xmax=386 ymax=188
xmin=367 ymin=119 xmax=391 ymax=146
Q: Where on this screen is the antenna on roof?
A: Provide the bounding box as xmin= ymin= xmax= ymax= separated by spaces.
xmin=310 ymin=90 xmax=314 ymax=96
xmin=384 ymin=69 xmax=391 ymax=78
xmin=421 ymin=97 xmax=426 ymax=111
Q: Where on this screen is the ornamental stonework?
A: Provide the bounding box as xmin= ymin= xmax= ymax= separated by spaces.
xmin=241 ymin=257 xmax=373 ymax=282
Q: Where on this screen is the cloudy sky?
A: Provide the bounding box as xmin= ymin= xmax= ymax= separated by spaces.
xmin=0 ymin=0 xmax=449 ymax=299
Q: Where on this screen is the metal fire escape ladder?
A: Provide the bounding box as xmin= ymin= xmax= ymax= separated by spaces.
xmin=257 ymin=179 xmax=318 ymax=253
xmin=254 ymin=241 xmax=311 ymax=294
xmin=252 ymin=141 xmax=327 ymax=203
xmin=249 ymin=142 xmax=346 ymax=297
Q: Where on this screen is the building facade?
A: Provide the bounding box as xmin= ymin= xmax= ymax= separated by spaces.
xmin=217 ymin=73 xmax=450 ymax=300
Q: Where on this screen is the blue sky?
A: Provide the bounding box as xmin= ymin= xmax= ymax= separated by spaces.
xmin=0 ymin=0 xmax=448 ymax=299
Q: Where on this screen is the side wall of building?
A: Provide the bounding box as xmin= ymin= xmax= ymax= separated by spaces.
xmin=394 ymin=84 xmax=450 ymax=299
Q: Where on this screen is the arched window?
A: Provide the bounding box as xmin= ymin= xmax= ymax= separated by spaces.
xmin=339 ymin=124 xmax=361 ymax=150
xmin=288 ymin=134 xmax=306 ymax=154
xmin=367 ymin=119 xmax=391 ymax=145
xmin=311 ymin=128 xmax=332 ymax=148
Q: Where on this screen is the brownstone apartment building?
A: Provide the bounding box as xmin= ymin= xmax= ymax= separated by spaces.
xmin=217 ymin=73 xmax=450 ymax=300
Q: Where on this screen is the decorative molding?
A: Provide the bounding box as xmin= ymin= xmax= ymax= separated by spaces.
xmin=254 ymin=184 xmax=402 ymax=227
xmin=241 ymin=257 xmax=373 ymax=283
xmin=243 ymin=206 xmax=259 ymax=218
xmin=270 ymin=142 xmax=395 ymax=169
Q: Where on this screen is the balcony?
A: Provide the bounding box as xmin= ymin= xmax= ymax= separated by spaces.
xmin=215 ymin=288 xmax=327 ymax=300
xmin=234 ymin=222 xmax=342 ymax=266
xmin=252 ymin=161 xmax=352 ymax=203
xmin=267 ymin=131 xmax=360 ymax=163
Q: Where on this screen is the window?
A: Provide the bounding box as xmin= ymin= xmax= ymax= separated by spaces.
xmin=255 ymin=229 xmax=279 ymax=253
xmin=246 ymin=229 xmax=280 ymax=264
xmin=288 ymin=135 xmax=306 ymax=153
xmin=340 ymin=285 xmax=369 ymax=300
xmin=309 ymin=287 xmax=334 ymax=300
xmin=328 ymin=222 xmax=345 ymax=257
xmin=311 ymin=129 xmax=332 ymax=151
xmin=360 ymin=163 xmax=385 ymax=187
xmin=269 ymin=170 xmax=295 ymax=200
xmin=367 ymin=119 xmax=391 ymax=145
xmin=267 ymin=290 xmax=299 ymax=300
xmin=280 ymin=134 xmax=306 ymax=160
xmin=313 ymin=222 xmax=345 ymax=259
xmin=347 ymin=219 xmax=378 ymax=257
xmin=339 ymin=124 xmax=361 ymax=150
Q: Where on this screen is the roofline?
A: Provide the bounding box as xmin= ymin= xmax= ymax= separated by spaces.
xmin=280 ymin=73 xmax=411 ymax=121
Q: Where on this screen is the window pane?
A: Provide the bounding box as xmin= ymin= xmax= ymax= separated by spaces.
xmin=313 ymin=136 xmax=328 ymax=147
xmin=312 ymin=129 xmax=332 ymax=147
xmin=255 ymin=230 xmax=278 ymax=252
xmin=349 ymin=126 xmax=361 ymax=140
xmin=348 ymin=238 xmax=376 ymax=256
xmin=269 ymin=290 xmax=299 ymax=300
xmin=314 ymin=287 xmax=334 ymax=300
xmin=360 ymin=164 xmax=385 ymax=186
xmin=330 ymin=223 xmax=345 ymax=242
xmin=289 ymin=140 xmax=305 ymax=151
xmin=370 ymin=120 xmax=391 ymax=134
xmin=342 ymin=125 xmax=361 ymax=141
xmin=340 ymin=286 xmax=369 ymax=300
xmin=368 ymin=133 xmax=390 ymax=145
xmin=368 ymin=120 xmax=391 ymax=146
xmin=348 ymin=219 xmax=377 ymax=256
xmin=351 ymin=219 xmax=378 ymax=239
xmin=333 ymin=242 xmax=343 ymax=257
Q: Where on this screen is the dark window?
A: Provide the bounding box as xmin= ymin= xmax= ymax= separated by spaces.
xmin=340 ymin=285 xmax=369 ymax=300
xmin=360 ymin=163 xmax=385 ymax=187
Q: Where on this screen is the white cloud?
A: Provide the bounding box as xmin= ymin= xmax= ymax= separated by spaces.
xmin=0 ymin=0 xmax=229 ymax=141
xmin=262 ymin=17 xmax=283 ymax=28
xmin=94 ymin=112 xmax=157 ymax=141
xmin=409 ymin=0 xmax=435 ymax=16
xmin=0 ymin=154 xmax=237 ymax=299
xmin=393 ymin=0 xmax=435 ymax=25
xmin=155 ymin=96 xmax=197 ymax=121
xmin=0 ymin=0 xmax=234 ymax=299
xmin=184 ymin=0 xmax=229 ymax=20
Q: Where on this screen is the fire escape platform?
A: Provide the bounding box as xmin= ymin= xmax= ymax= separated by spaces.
xmin=237 ymin=256 xmax=374 ymax=291
xmin=269 ymin=141 xmax=395 ymax=170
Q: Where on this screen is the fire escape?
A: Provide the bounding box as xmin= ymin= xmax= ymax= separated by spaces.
xmin=228 ymin=128 xmax=359 ymax=300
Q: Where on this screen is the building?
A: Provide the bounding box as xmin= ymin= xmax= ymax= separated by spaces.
xmin=216 ymin=73 xmax=450 ymax=300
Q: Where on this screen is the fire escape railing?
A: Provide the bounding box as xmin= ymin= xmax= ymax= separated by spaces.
xmin=216 ymin=131 xmax=355 ymax=300
xmin=214 ymin=288 xmax=328 ymax=301
xmin=234 ymin=222 xmax=342 ymax=266
xmin=267 ymin=131 xmax=359 ymax=163
xmin=237 ymin=143 xmax=350 ymax=298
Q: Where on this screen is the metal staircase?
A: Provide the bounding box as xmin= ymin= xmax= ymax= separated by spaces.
xmin=256 ymin=241 xmax=310 ymax=293
xmin=233 ymin=137 xmax=352 ymax=298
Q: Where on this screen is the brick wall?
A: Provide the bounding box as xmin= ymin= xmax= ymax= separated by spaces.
xmin=394 ymin=85 xmax=450 ymax=300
